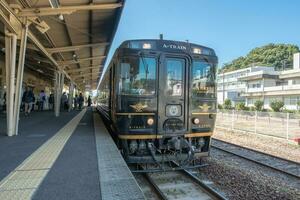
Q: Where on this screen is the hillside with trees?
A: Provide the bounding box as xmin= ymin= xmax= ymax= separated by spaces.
xmin=221 ymin=44 xmax=299 ymax=72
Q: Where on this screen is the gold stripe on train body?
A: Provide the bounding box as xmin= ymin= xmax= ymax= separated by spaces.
xmin=115 ymin=113 xmax=155 ymax=116
xmin=191 ymin=113 xmax=217 ymax=115
xmin=118 ymin=134 xmax=163 ymax=140
xmin=184 ymin=132 xmax=213 ymax=137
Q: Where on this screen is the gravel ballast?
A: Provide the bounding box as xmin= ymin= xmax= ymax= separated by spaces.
xmin=214 ymin=127 xmax=300 ymax=163
xmin=197 ymin=153 xmax=300 ymax=200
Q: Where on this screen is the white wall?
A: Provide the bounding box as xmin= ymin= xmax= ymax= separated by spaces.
xmin=294 ymin=53 xmax=300 ymax=70
xmin=217 ymin=91 xmax=225 ymax=105
xmin=264 ymin=79 xmax=276 ymax=87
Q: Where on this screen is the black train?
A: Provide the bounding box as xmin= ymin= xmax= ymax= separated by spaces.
xmin=97 ymin=39 xmax=217 ymax=166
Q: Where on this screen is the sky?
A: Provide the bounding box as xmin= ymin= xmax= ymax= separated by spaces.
xmin=101 ymin=0 xmax=300 ymax=80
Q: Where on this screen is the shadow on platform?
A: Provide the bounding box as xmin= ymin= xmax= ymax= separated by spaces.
xmin=0 ymin=110 xmax=80 ymax=181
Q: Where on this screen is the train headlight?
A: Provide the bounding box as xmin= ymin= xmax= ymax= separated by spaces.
xmin=193 ymin=48 xmax=202 ymax=54
xmin=147 ymin=117 xmax=154 ymax=126
xmin=192 ymin=118 xmax=200 ymax=125
xmin=142 ymin=43 xmax=152 ymax=49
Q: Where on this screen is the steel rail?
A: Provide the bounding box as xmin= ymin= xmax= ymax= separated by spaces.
xmin=138 ymin=163 xmax=227 ymax=200
xmin=211 ymin=139 xmax=300 ymax=179
xmin=181 ymin=169 xmax=227 ymax=200
xmin=171 ymin=162 xmax=227 ymax=200
xmin=138 ymin=165 xmax=168 ymax=200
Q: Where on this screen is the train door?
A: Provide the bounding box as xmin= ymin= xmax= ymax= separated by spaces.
xmin=157 ymin=55 xmax=188 ymax=136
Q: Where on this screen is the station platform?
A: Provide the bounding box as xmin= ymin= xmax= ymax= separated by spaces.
xmin=0 ymin=108 xmax=145 ymax=200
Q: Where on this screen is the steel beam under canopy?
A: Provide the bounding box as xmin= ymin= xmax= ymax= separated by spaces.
xmin=67 ymin=66 xmax=102 ymax=73
xmin=58 ymin=55 xmax=106 ymax=66
xmin=47 ymin=42 xmax=109 ymax=54
xmin=18 ymin=3 xmax=123 ymax=17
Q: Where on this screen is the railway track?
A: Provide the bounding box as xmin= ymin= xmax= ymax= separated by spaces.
xmin=211 ymin=138 xmax=300 ymax=179
xmin=138 ymin=163 xmax=227 ymax=200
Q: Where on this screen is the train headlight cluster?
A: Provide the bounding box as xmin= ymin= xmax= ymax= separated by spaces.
xmin=142 ymin=43 xmax=152 ymax=49
xmin=147 ymin=117 xmax=154 ymax=126
xmin=192 ymin=48 xmax=202 ymax=54
xmin=192 ymin=118 xmax=200 ymax=125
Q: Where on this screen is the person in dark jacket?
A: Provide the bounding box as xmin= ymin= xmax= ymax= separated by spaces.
xmin=61 ymin=92 xmax=68 ymax=111
xmin=74 ymin=94 xmax=78 ymax=110
xmin=22 ymin=87 xmax=34 ymax=116
xmin=78 ymin=93 xmax=84 ymax=109
xmin=88 ymin=96 xmax=92 ymax=107
xmin=2 ymin=92 xmax=6 ymax=112
xmin=49 ymin=93 xmax=54 ymax=110
xmin=38 ymin=90 xmax=46 ymax=111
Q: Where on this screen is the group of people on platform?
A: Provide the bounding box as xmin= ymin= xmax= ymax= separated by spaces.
xmin=0 ymin=87 xmax=92 ymax=116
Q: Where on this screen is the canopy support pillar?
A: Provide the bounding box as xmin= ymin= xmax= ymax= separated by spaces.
xmin=13 ymin=20 xmax=28 ymax=135
xmin=68 ymin=82 xmax=74 ymax=112
xmin=54 ymin=71 xmax=64 ymax=117
xmin=5 ymin=30 xmax=17 ymax=137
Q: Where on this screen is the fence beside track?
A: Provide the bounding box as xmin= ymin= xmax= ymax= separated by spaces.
xmin=216 ymin=110 xmax=300 ymax=143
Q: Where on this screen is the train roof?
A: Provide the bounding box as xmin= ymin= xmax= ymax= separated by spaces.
xmin=118 ymin=39 xmax=216 ymax=56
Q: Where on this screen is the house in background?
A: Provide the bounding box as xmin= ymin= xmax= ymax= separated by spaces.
xmin=217 ymin=52 xmax=300 ymax=110
xmin=240 ymin=53 xmax=300 ymax=110
xmin=217 ymin=66 xmax=274 ymax=106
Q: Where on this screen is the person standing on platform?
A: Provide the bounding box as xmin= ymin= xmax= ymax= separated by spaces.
xmin=22 ymin=87 xmax=34 ymax=116
xmin=78 ymin=93 xmax=84 ymax=110
xmin=49 ymin=93 xmax=54 ymax=110
xmin=61 ymin=92 xmax=68 ymax=111
xmin=38 ymin=90 xmax=46 ymax=111
xmin=88 ymin=95 xmax=92 ymax=107
xmin=2 ymin=92 xmax=6 ymax=112
xmin=74 ymin=94 xmax=78 ymax=110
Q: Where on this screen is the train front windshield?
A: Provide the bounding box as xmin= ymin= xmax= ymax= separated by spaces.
xmin=118 ymin=57 xmax=156 ymax=96
xmin=191 ymin=61 xmax=216 ymax=112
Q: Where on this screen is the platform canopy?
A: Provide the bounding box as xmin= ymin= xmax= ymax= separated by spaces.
xmin=0 ymin=0 xmax=124 ymax=90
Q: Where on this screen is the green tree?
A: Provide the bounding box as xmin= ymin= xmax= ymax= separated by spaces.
xmin=270 ymin=100 xmax=284 ymax=112
xmin=224 ymin=99 xmax=232 ymax=110
xmin=218 ymin=104 xmax=223 ymax=109
xmin=297 ymin=101 xmax=300 ymax=112
xmin=235 ymin=102 xmax=246 ymax=110
xmin=254 ymin=100 xmax=264 ymax=111
xmin=220 ymin=44 xmax=299 ymax=72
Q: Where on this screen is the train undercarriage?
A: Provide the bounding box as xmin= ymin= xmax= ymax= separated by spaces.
xmin=120 ymin=135 xmax=211 ymax=168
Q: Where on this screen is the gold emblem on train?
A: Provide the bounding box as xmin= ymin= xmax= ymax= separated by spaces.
xmin=199 ymin=103 xmax=211 ymax=112
xmin=130 ymin=102 xmax=148 ymax=112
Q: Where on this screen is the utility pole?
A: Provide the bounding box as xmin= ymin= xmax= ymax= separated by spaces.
xmin=222 ymin=70 xmax=225 ymax=104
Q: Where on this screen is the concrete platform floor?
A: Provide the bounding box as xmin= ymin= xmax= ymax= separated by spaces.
xmin=0 ymin=110 xmax=80 ymax=181
xmin=0 ymin=108 xmax=145 ymax=200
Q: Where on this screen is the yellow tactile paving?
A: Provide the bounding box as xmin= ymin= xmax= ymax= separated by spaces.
xmin=0 ymin=189 xmax=34 ymax=200
xmin=0 ymin=109 xmax=86 ymax=200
